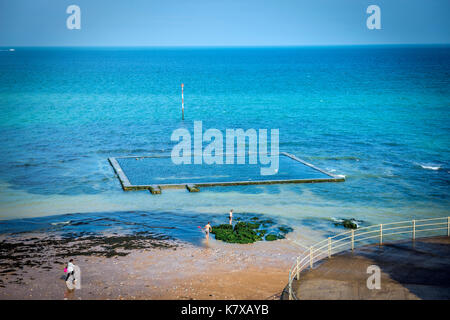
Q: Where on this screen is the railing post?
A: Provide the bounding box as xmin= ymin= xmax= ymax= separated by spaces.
xmin=328 ymin=237 xmax=331 ymax=258
xmin=380 ymin=224 xmax=383 ymax=245
xmin=412 ymin=220 xmax=416 ymax=240
xmin=296 ymin=257 xmax=300 ymax=280
xmin=309 ymin=247 xmax=313 ymax=268
xmin=447 ymin=217 xmax=449 ymax=237
xmin=351 ymin=229 xmax=354 ymax=251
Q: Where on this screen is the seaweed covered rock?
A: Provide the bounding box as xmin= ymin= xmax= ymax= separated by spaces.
xmin=233 ymin=221 xmax=263 ymax=243
xmin=278 ymin=226 xmax=294 ymax=234
xmin=211 ymin=224 xmax=233 ymax=242
xmin=260 ymin=219 xmax=275 ymax=227
xmin=210 ymin=215 xmax=294 ymax=244
xmin=246 ymin=221 xmax=261 ymax=229
xmin=265 ymin=234 xmax=284 ymax=241
xmin=333 ymin=218 xmax=359 ymax=229
xmin=211 ymin=222 xmax=262 ymax=244
xmin=342 ymin=220 xmax=358 ymax=229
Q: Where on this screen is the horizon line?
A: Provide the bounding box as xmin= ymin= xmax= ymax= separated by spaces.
xmin=1 ymin=43 xmax=450 ymax=49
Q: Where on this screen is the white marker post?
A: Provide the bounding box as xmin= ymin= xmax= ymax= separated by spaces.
xmin=181 ymin=83 xmax=184 ymax=120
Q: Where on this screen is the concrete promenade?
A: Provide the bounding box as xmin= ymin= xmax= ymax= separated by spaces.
xmin=284 ymin=236 xmax=450 ymax=300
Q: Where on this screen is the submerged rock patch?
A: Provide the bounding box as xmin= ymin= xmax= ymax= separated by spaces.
xmin=332 ymin=218 xmax=361 ymax=229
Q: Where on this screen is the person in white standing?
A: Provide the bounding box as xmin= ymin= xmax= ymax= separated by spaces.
xmin=65 ymin=259 xmax=76 ymax=284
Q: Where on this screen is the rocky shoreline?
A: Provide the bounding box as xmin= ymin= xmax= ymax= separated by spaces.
xmin=0 ymin=231 xmax=300 ymax=299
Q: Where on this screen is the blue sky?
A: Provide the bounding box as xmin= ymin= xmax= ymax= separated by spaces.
xmin=0 ymin=0 xmax=449 ymax=46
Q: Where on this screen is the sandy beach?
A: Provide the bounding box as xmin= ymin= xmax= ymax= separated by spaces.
xmin=0 ymin=232 xmax=301 ymax=300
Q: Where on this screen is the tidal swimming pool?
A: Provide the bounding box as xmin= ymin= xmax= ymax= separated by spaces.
xmin=110 ymin=152 xmax=344 ymax=191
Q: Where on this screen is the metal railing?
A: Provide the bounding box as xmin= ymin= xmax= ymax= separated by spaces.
xmin=288 ymin=216 xmax=450 ymax=300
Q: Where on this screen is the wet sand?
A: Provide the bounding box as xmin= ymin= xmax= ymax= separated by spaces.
xmin=0 ymin=233 xmax=301 ymax=300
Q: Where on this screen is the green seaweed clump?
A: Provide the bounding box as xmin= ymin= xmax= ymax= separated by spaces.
xmin=211 ymin=222 xmax=262 ymax=244
xmin=278 ymin=226 xmax=294 ymax=234
xmin=211 ymin=215 xmax=294 ymax=244
xmin=257 ymin=229 xmax=267 ymax=237
xmin=334 ymin=219 xmax=358 ymax=229
xmin=265 ymin=234 xmax=284 ymax=241
xmin=260 ymin=219 xmax=275 ymax=227
xmin=210 ymin=224 xmax=233 ymax=241
xmin=343 ymin=220 xmax=357 ymax=229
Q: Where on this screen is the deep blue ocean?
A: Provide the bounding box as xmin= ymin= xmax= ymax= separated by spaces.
xmin=0 ymin=46 xmax=448 ymax=245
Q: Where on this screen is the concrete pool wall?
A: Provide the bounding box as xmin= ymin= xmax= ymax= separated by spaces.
xmin=108 ymin=152 xmax=345 ymax=193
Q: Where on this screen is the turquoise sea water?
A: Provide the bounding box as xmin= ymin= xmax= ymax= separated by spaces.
xmin=0 ymin=46 xmax=449 ymax=244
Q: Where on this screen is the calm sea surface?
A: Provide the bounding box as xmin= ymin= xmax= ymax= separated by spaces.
xmin=0 ymin=46 xmax=448 ymax=245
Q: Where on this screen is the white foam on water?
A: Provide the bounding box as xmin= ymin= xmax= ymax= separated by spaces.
xmin=420 ymin=164 xmax=441 ymax=171
xmin=51 ymin=220 xmax=71 ymax=226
